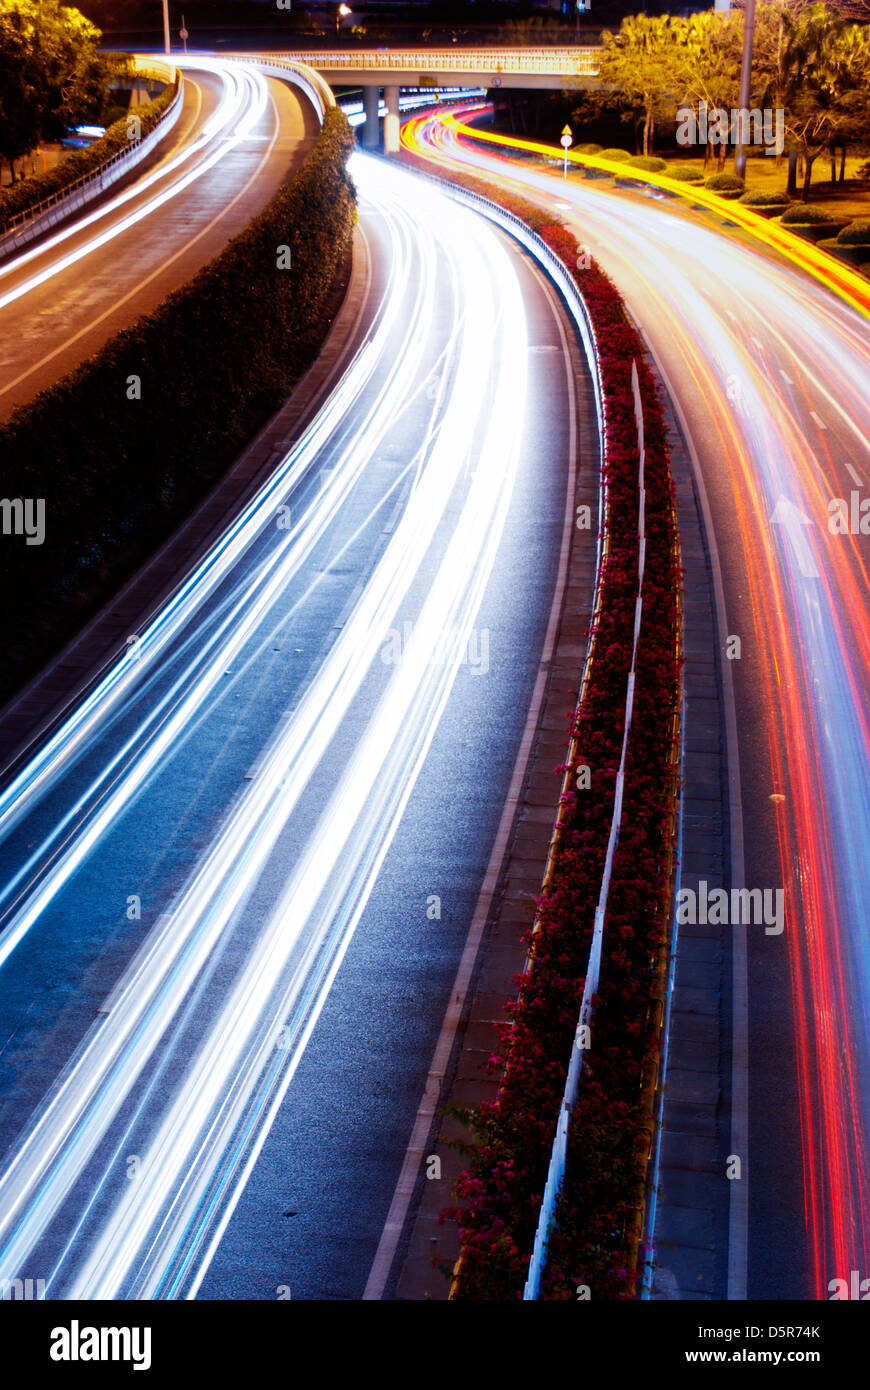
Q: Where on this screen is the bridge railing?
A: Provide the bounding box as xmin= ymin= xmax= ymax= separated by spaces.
xmin=230 ymin=54 xmax=336 ymax=115
xmin=277 ymin=48 xmax=600 ymax=76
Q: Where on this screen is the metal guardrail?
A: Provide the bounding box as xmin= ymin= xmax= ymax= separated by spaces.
xmin=0 ymin=70 xmax=182 ymax=257
xmin=277 ymin=47 xmax=600 ymax=77
xmin=522 ymin=360 xmax=648 ymax=1301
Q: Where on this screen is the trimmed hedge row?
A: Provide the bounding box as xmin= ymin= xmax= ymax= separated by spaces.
xmin=0 ymin=78 xmax=178 ymax=230
xmin=400 ymin=151 xmax=681 ymax=1300
xmin=0 ymin=107 xmax=356 ymax=704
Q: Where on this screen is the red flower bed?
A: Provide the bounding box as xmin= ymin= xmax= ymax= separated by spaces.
xmin=400 ymin=151 xmax=682 ymax=1299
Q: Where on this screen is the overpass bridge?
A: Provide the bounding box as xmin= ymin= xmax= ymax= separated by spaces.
xmin=270 ymin=47 xmax=601 ymax=150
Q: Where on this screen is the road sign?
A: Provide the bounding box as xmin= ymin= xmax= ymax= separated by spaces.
xmin=561 ymin=125 xmax=572 ymax=180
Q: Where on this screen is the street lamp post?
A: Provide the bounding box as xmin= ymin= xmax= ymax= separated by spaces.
xmin=734 ymin=0 xmax=757 ymax=182
xmin=335 ymin=4 xmax=351 ymax=37
xmin=162 ymin=0 xmax=170 ymax=54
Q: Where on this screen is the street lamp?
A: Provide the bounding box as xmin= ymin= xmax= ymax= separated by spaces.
xmin=162 ymin=0 xmax=170 ymax=55
xmin=336 ymin=4 xmax=351 ymax=36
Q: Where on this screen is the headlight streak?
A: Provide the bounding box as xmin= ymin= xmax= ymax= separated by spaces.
xmin=402 ymin=105 xmax=870 ymax=1294
xmin=0 ymin=176 xmax=440 ymax=967
xmin=0 ymin=60 xmax=269 ymax=310
xmin=0 ymin=154 xmax=430 ymax=895
xmin=0 ymin=154 xmax=530 ymax=1299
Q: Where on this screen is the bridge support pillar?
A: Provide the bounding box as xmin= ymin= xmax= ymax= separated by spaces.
xmin=363 ymin=84 xmax=380 ymax=149
xmin=384 ymin=85 xmax=400 ymax=154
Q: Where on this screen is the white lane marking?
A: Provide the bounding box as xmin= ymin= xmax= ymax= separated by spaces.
xmin=846 ymin=463 xmax=864 ymax=488
xmin=779 ymin=369 xmax=794 ymax=385
xmin=810 ymin=410 xmax=827 ymax=430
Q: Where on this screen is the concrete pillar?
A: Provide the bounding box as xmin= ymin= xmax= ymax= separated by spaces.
xmin=384 ymin=85 xmax=400 ymax=155
xmin=363 ymin=84 xmax=380 ymax=149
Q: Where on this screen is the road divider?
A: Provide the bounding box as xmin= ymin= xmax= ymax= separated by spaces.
xmin=0 ymin=106 xmax=356 ymax=707
xmin=398 ymin=147 xmax=682 ymax=1301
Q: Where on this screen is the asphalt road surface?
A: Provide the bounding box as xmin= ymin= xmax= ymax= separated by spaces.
xmin=0 ymin=152 xmax=587 ymax=1300
xmin=403 ymin=105 xmax=870 ymax=1301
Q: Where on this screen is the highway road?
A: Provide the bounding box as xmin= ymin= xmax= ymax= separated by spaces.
xmin=0 ymin=57 xmax=319 ymax=421
xmin=401 ymin=105 xmax=870 ymax=1300
xmin=0 ymin=152 xmax=587 ymax=1299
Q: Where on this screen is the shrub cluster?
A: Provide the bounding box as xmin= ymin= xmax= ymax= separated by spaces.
xmin=666 ymin=165 xmax=704 ymax=183
xmin=598 ymin=147 xmax=634 ymax=163
xmin=626 ymin=155 xmax=668 ymax=172
xmin=780 ymin=204 xmax=834 ymax=224
xmin=0 ymin=108 xmax=356 ymax=703
xmin=0 ymin=79 xmax=178 ymax=230
xmin=704 ymin=172 xmax=745 ymax=193
xmin=399 ymin=151 xmax=681 ymax=1300
xmin=738 ymin=190 xmax=790 ymax=207
xmin=836 ymin=218 xmax=870 ymax=245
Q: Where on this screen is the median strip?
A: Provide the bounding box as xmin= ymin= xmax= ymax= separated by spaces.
xmin=399 ymin=147 xmax=682 ymax=1300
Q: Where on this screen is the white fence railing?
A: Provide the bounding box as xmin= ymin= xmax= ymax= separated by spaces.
xmin=523 ymin=359 xmax=648 ymax=1300
xmin=0 ymin=73 xmax=182 ymax=258
xmin=277 ymin=47 xmax=600 ymax=77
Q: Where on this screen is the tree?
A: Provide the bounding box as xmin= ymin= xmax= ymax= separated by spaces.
xmin=591 ymin=15 xmax=682 ymax=157
xmin=0 ymin=0 xmax=104 ymax=180
xmin=672 ymin=11 xmax=743 ymax=170
xmin=763 ymin=3 xmax=870 ymax=197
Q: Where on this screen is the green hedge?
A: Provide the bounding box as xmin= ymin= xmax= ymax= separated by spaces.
xmin=666 ymin=166 xmax=704 ymax=183
xmin=598 ymin=148 xmax=634 ymax=163
xmin=0 ymin=79 xmax=178 ymax=230
xmin=837 ymin=218 xmax=870 ymax=245
xmin=738 ymin=190 xmax=790 ymax=207
xmin=0 ymin=107 xmax=356 ymax=702
xmin=780 ymin=204 xmax=834 ymax=225
xmin=705 ymin=172 xmax=745 ymax=193
xmin=626 ymin=155 xmax=668 ymax=172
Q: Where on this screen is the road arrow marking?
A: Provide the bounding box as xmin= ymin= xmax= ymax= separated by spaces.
xmin=770 ymin=495 xmax=819 ymax=579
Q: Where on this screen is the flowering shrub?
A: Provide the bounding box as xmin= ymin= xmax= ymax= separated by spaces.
xmin=401 ymin=150 xmax=681 ymax=1300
